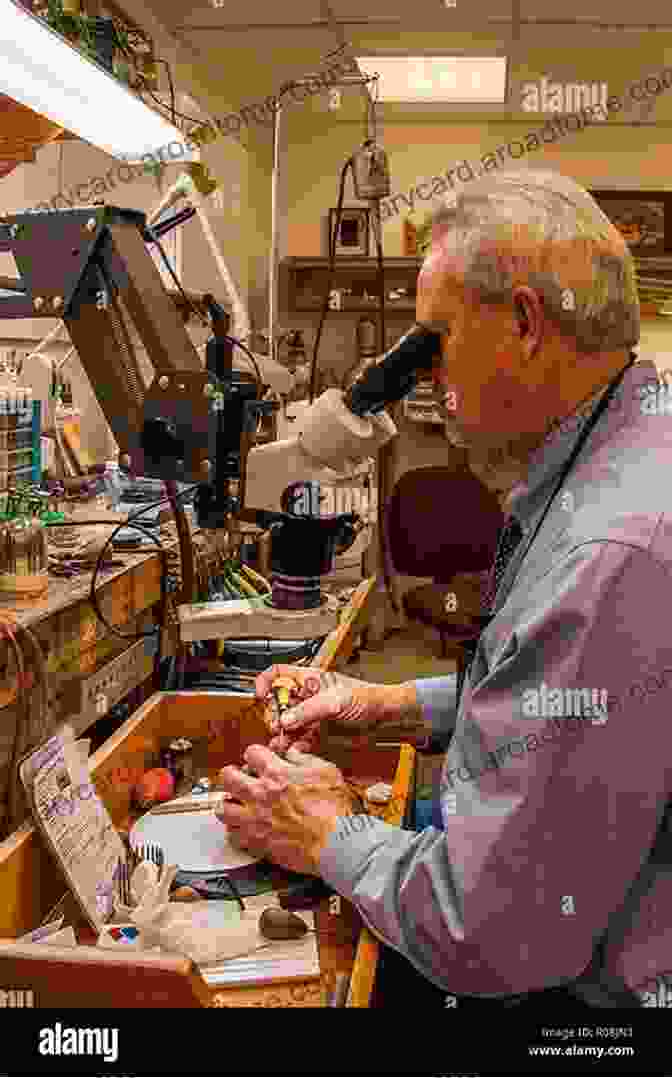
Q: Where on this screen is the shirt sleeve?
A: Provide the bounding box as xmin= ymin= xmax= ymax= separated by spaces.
xmin=319 ymin=541 xmax=672 ymax=997
xmin=414 ymin=675 xmax=458 ymax=747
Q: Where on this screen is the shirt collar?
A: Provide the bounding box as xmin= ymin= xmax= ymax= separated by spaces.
xmin=506 ymin=358 xmax=655 ymax=530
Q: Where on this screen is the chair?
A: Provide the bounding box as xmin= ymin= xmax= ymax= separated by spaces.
xmin=384 ymin=466 xmax=504 ymax=666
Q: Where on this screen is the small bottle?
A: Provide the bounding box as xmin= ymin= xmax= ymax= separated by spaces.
xmin=0 ymin=514 xmax=48 ymax=599
xmin=161 ymin=738 xmax=193 ymax=787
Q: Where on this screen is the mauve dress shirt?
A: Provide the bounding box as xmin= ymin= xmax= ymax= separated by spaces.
xmin=319 ymin=356 xmax=672 ymax=1002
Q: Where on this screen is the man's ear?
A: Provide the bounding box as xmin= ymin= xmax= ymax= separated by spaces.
xmin=515 ymin=298 xmax=530 ymax=337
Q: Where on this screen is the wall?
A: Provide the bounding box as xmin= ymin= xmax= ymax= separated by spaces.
xmin=271 ymin=30 xmax=672 ymax=500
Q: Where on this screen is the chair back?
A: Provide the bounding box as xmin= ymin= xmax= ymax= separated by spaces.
xmin=384 ymin=467 xmax=504 ymax=585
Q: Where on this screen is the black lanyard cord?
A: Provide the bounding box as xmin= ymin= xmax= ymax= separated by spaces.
xmin=500 ymin=351 xmax=637 ymax=611
xmin=456 ymin=353 xmax=637 ymax=700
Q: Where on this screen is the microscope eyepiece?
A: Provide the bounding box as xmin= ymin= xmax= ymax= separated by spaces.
xmin=343 ymin=324 xmax=442 ymax=418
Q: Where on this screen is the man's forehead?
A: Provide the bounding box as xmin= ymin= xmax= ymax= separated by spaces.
xmin=417 ymin=237 xmax=471 ymax=318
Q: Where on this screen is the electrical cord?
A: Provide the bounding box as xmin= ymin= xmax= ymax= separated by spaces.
xmin=139 ymin=82 xmax=205 ymax=127
xmin=308 ymin=157 xmax=356 ymax=404
xmin=43 ymin=481 xmax=200 ymax=643
xmin=155 ymin=58 xmax=176 ymax=125
xmin=87 ymin=481 xmax=201 ymax=641
xmin=220 ymin=334 xmax=264 ymax=393
xmin=145 ymin=228 xmax=265 ymax=394
xmin=0 ymin=615 xmax=50 ymax=839
xmin=147 ymin=230 xmax=208 ymax=329
xmin=0 ymin=480 xmax=203 ymax=833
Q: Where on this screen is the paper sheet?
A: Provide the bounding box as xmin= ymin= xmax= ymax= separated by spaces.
xmin=196 ymin=894 xmax=320 ymax=987
xmin=19 ymin=729 xmax=125 ymax=932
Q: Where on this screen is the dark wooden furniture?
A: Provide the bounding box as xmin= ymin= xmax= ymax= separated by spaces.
xmin=280 ymin=257 xmax=422 ymax=317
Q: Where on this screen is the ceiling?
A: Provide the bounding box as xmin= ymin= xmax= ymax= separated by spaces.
xmin=155 ymin=0 xmax=672 ymax=32
xmin=2 ymin=0 xmax=670 ymax=180
xmin=113 ymin=0 xmax=672 ymax=127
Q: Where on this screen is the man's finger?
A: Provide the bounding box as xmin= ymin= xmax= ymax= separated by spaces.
xmin=217 ymin=764 xmax=265 ymax=802
xmin=284 ymin=745 xmax=332 ymax=768
xmin=214 ymin=800 xmax=253 ymax=828
xmin=268 ymin=732 xmax=292 ymax=755
xmin=244 ymin=743 xmax=292 ymax=775
xmin=290 ymin=739 xmax=317 ymax=754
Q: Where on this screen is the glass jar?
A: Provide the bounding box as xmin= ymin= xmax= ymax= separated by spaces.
xmin=0 ymin=515 xmax=48 ymax=599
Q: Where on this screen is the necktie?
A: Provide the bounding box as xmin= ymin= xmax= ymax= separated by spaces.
xmin=481 ymin=515 xmax=524 ymax=614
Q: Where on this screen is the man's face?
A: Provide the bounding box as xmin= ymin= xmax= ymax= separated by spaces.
xmin=416 ymin=238 xmax=537 ymax=455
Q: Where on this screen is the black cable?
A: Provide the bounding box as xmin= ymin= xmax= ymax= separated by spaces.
xmin=43 ymin=482 xmax=199 ymax=639
xmin=147 ymin=230 xmax=209 ymax=328
xmin=89 ymin=519 xmax=168 ymax=641
xmin=309 ymin=157 xmax=356 ymax=403
xmin=220 ymin=334 xmax=264 ymax=391
xmin=44 ymin=482 xmax=201 ymax=701
xmin=142 ymin=235 xmax=265 ymax=393
xmin=140 ymin=83 xmax=205 ymax=126
xmin=155 ymin=58 xmax=176 ymax=125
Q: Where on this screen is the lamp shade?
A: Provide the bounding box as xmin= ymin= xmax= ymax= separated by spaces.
xmin=0 ymin=0 xmax=196 ymax=162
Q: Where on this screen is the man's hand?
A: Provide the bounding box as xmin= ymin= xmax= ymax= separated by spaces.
xmin=214 ymin=744 xmax=358 ymax=875
xmin=255 ymin=663 xmax=429 ymax=756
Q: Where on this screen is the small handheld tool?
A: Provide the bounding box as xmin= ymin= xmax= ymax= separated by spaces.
xmin=271 ymin=676 xmax=297 ymax=722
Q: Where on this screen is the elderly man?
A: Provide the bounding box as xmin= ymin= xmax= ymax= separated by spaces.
xmin=217 ymin=168 xmax=671 ymax=1008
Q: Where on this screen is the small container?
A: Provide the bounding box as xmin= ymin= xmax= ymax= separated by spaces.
xmin=161 ymin=738 xmax=194 ymax=786
xmin=0 ymin=515 xmax=48 ymax=599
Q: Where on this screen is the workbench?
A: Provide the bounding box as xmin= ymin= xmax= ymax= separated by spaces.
xmin=0 ymin=573 xmax=413 ymax=1007
xmin=0 ymin=497 xmax=377 ymax=832
xmin=0 ymin=506 xmax=182 ymax=833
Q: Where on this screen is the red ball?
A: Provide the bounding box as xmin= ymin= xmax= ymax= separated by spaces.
xmin=134 ymin=767 xmax=175 ymax=806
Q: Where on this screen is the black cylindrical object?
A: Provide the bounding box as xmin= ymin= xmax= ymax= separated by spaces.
xmin=344 ymin=324 xmax=441 ymax=417
xmin=269 ymin=516 xmax=346 ymax=610
xmin=90 ymin=16 xmax=116 ymax=73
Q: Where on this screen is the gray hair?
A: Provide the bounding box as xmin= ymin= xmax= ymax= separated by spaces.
xmin=429 ymin=169 xmax=640 ymax=354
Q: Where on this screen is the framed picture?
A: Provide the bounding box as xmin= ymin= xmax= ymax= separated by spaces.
xmin=589 ymin=190 xmax=672 ymax=258
xmin=328 ymin=207 xmax=370 ymax=257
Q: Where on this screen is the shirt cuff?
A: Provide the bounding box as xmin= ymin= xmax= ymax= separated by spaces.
xmin=318 ymin=815 xmax=410 ymax=898
xmin=414 ymin=675 xmax=458 ymax=749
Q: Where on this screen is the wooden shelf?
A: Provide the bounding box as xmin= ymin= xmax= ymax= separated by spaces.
xmin=280 ymin=257 xmax=422 ymax=317
xmin=0 ymin=94 xmax=64 ymax=181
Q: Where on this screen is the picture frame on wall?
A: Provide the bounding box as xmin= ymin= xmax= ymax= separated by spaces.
xmin=589 ymin=190 xmax=672 ymax=258
xmin=328 ymin=207 xmax=370 ymax=257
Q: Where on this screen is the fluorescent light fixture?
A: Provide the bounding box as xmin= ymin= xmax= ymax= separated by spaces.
xmin=356 ymin=56 xmax=507 ymax=103
xmin=0 ymin=0 xmax=196 ymax=162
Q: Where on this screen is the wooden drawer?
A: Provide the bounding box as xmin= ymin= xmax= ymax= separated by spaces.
xmin=0 ymin=689 xmax=415 ymax=1008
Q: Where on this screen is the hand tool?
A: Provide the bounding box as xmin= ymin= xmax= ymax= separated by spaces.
xmin=148 ymin=794 xmax=241 ymax=815
xmin=326 ymin=972 xmax=351 ymax=1007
